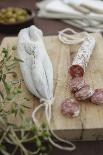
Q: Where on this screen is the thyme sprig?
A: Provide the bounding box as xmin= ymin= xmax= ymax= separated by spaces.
xmin=0 ymin=47 xmax=52 ymax=155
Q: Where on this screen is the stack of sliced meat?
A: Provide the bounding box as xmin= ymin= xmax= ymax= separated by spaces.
xmin=70 ymin=78 xmax=94 ymax=101
xmin=61 ymin=34 xmax=103 ymax=118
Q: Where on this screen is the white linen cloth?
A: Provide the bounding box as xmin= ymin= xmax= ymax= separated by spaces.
xmin=36 ymin=0 xmax=103 ymax=32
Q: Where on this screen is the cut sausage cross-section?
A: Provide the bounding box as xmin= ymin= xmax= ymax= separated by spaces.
xmin=69 ymin=77 xmax=86 ymax=93
xmin=75 ymin=84 xmax=94 ymax=101
xmin=91 ymin=89 xmax=103 ymax=105
xmin=61 ymin=98 xmax=80 ymax=117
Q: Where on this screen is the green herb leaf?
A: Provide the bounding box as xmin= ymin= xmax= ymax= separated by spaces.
xmin=6 ymin=94 xmax=15 ymax=101
xmin=2 ymin=79 xmax=11 ymax=94
xmin=4 ymin=83 xmax=11 ymax=94
xmin=6 ymin=55 xmax=11 ymax=61
xmin=6 ymin=71 xmax=17 ymax=78
xmin=36 ymin=138 xmax=42 ymax=147
xmin=22 ymin=105 xmax=31 ymax=109
xmin=20 ymin=108 xmax=24 ymax=114
xmin=2 ymin=48 xmax=8 ymax=58
xmin=16 ymin=88 xmax=22 ymax=93
xmin=12 ymin=46 xmax=17 ymax=51
xmin=11 ymin=108 xmax=18 ymax=117
xmin=24 ymin=97 xmax=30 ymax=101
xmin=7 ymin=62 xmax=17 ymax=69
xmin=3 ymin=74 xmax=6 ymax=81
xmin=14 ymin=57 xmax=24 ymax=63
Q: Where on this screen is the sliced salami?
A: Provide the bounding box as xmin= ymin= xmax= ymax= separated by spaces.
xmin=69 ymin=77 xmax=86 ymax=93
xmin=69 ymin=34 xmax=95 ymax=78
xmin=91 ymin=89 xmax=103 ymax=105
xmin=75 ymin=84 xmax=94 ymax=101
xmin=61 ymin=98 xmax=80 ymax=117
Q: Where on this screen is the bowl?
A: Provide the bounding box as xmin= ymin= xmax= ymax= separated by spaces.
xmin=0 ymin=7 xmax=35 ymax=34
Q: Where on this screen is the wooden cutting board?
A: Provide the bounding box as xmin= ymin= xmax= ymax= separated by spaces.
xmin=1 ymin=33 xmax=103 ymax=141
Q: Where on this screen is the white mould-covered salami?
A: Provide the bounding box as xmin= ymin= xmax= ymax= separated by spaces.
xmin=61 ymin=98 xmax=80 ymax=117
xmin=75 ymin=84 xmax=94 ymax=101
xmin=69 ymin=34 xmax=95 ymax=78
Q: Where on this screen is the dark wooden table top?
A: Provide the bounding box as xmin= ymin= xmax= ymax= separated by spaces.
xmin=0 ymin=0 xmax=103 ymax=155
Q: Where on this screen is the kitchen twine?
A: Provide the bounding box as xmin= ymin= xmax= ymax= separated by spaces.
xmin=32 ymin=28 xmax=89 ymax=151
xmin=58 ymin=28 xmax=88 ymax=44
xmin=32 ymin=98 xmax=76 ymax=151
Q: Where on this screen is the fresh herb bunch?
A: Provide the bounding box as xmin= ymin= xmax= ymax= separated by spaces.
xmin=0 ymin=47 xmax=52 ymax=155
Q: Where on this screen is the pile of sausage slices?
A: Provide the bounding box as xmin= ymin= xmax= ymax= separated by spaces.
xmin=61 ymin=34 xmax=103 ymax=118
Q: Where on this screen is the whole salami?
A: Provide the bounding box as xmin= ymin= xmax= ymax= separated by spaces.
xmin=75 ymin=84 xmax=94 ymax=101
xmin=61 ymin=98 xmax=80 ymax=117
xmin=69 ymin=34 xmax=95 ymax=78
xmin=91 ymin=89 xmax=103 ymax=105
xmin=69 ymin=77 xmax=86 ymax=93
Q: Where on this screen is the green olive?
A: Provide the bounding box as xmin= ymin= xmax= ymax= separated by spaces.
xmin=0 ymin=7 xmax=30 ymax=23
xmin=5 ymin=11 xmax=12 ymax=18
xmin=8 ymin=18 xmax=16 ymax=23
xmin=16 ymin=11 xmax=23 ymax=16
xmin=11 ymin=14 xmax=17 ymax=18
xmin=16 ymin=15 xmax=26 ymax=21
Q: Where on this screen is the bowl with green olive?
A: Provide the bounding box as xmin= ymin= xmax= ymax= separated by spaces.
xmin=0 ymin=7 xmax=35 ymax=34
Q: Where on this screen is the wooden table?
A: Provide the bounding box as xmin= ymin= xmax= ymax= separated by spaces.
xmin=0 ymin=0 xmax=103 ymax=155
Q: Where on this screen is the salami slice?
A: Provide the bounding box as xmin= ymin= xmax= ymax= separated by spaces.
xmin=91 ymin=89 xmax=103 ymax=105
xmin=69 ymin=34 xmax=95 ymax=78
xmin=61 ymin=98 xmax=80 ymax=117
xmin=75 ymin=84 xmax=94 ymax=101
xmin=69 ymin=77 xmax=86 ymax=93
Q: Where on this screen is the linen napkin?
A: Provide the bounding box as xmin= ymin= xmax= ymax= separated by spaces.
xmin=36 ymin=0 xmax=103 ymax=32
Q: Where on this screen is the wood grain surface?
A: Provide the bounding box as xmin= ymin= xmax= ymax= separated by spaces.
xmin=0 ymin=0 xmax=103 ymax=154
xmin=1 ymin=33 xmax=103 ymax=141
